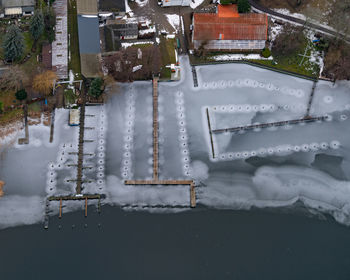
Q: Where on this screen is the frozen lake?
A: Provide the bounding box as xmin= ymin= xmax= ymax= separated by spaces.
xmin=1 ymin=56 xmax=350 ymax=229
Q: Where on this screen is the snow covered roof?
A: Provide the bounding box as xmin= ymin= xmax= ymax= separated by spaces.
xmin=193 ymin=4 xmax=268 ymax=41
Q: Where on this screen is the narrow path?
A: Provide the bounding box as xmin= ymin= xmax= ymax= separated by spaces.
xmin=249 ymin=0 xmax=350 ymax=43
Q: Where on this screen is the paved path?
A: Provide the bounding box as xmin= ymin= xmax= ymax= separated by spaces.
xmin=249 ymin=0 xmax=350 ymax=43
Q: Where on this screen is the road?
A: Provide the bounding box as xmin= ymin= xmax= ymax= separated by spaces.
xmin=248 ymin=0 xmax=350 ymax=43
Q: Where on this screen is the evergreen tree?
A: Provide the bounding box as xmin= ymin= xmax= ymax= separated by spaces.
xmin=43 ymin=7 xmax=56 ymax=43
xmin=237 ymin=0 xmax=251 ymax=13
xmin=30 ymin=10 xmax=44 ymax=41
xmin=88 ymin=78 xmax=103 ymax=98
xmin=2 ymin=25 xmax=24 ymax=62
xmin=15 ymin=89 xmax=27 ymax=101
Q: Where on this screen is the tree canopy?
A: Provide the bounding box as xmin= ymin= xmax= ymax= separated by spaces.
xmin=43 ymin=7 xmax=56 ymax=43
xmin=15 ymin=89 xmax=28 ymax=101
xmin=0 ymin=66 xmax=28 ymax=92
xmin=88 ymin=78 xmax=103 ymax=98
xmin=237 ymin=0 xmax=251 ymax=13
xmin=2 ymin=25 xmax=24 ymax=62
xmin=32 ymin=71 xmax=57 ymax=96
xmin=30 ymin=10 xmax=45 ymax=41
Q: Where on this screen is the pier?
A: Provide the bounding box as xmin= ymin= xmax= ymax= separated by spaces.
xmin=212 ymin=116 xmax=328 ymax=134
xmin=305 ymin=80 xmax=318 ymax=118
xmin=125 ymin=77 xmax=196 ymax=208
xmin=206 ymin=108 xmax=215 ymax=158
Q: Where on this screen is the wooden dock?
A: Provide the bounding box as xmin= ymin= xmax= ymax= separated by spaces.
xmin=125 ymin=180 xmax=196 ymax=208
xmin=124 ymin=77 xmax=196 ymax=208
xmin=206 ymin=108 xmax=215 ymax=158
xmin=153 ymin=77 xmax=159 ymax=180
xmin=212 ymin=115 xmax=328 ymax=134
xmin=76 ymin=88 xmax=87 ymax=194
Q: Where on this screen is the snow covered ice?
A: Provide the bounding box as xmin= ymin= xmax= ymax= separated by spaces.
xmin=2 ymin=55 xmax=350 ymax=229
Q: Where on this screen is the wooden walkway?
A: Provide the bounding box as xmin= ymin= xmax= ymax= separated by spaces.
xmin=305 ymin=80 xmax=318 ymax=118
xmin=125 ymin=77 xmax=196 ymax=208
xmin=212 ymin=116 xmax=328 ymax=134
xmin=75 ymin=89 xmax=87 ymax=194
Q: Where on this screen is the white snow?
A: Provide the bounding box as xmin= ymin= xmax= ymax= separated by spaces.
xmin=125 ymin=0 xmax=132 ymax=13
xmin=165 ymin=14 xmax=180 ymax=31
xmin=211 ymin=54 xmax=273 ymax=61
xmin=190 ymin=0 xmax=205 ymax=9
xmin=139 ymin=26 xmax=156 ymax=36
xmin=121 ymin=41 xmax=154 ymax=48
xmin=135 ymin=0 xmax=149 ymax=8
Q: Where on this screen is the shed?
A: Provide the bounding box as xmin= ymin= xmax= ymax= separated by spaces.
xmin=108 ymin=23 xmax=138 ymax=40
xmin=42 ymin=43 xmax=52 ymax=70
xmin=69 ymin=108 xmax=80 ymax=126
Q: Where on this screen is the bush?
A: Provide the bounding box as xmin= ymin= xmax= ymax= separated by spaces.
xmin=237 ymin=0 xmax=251 ymax=13
xmin=15 ymin=89 xmax=27 ymax=101
xmin=261 ymin=48 xmax=271 ymax=58
xmin=0 ymin=101 xmax=3 ymax=113
xmin=88 ymin=78 xmax=103 ymax=98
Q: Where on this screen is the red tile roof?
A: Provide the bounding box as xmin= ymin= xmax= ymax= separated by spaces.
xmin=193 ymin=6 xmax=268 ymax=41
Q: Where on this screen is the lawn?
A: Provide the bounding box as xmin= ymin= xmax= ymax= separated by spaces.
xmin=0 ymin=108 xmax=23 ymax=124
xmin=159 ymin=36 xmax=176 ymax=79
xmin=68 ymin=0 xmax=82 ymax=77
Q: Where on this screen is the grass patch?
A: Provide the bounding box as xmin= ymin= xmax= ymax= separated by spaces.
xmin=0 ymin=108 xmax=23 ymax=124
xmin=0 ymin=90 xmax=16 ymax=109
xmin=23 ymin=32 xmax=33 ymax=55
xmin=68 ymin=0 xmax=81 ymax=77
xmin=64 ymin=88 xmax=76 ymax=105
xmin=28 ymin=102 xmax=41 ymax=113
xmin=159 ymin=36 xmax=176 ymax=79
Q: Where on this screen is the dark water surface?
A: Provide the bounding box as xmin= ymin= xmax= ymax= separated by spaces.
xmin=1 ymin=207 xmax=350 ymax=280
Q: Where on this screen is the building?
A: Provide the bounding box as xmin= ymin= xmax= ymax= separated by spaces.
xmin=1 ymin=0 xmax=35 ymax=17
xmin=99 ymin=0 xmax=125 ymax=17
xmin=76 ymin=0 xmax=101 ymax=78
xmin=192 ymin=5 xmax=268 ymax=50
xmin=161 ymin=0 xmax=190 ymax=7
xmin=107 ymin=23 xmax=138 ymax=40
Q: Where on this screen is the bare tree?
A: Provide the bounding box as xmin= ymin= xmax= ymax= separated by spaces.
xmin=32 ymin=70 xmax=57 ymax=96
xmin=0 ymin=66 xmax=28 ymax=92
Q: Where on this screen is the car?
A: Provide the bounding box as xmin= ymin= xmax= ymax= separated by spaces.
xmin=157 ymin=0 xmax=163 ymax=6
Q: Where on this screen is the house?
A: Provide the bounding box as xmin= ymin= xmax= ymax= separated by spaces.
xmin=98 ymin=0 xmax=125 ymax=17
xmin=107 ymin=23 xmax=138 ymax=40
xmin=1 ymin=0 xmax=35 ymax=16
xmin=192 ymin=5 xmax=268 ymax=50
xmin=161 ymin=0 xmax=190 ymax=7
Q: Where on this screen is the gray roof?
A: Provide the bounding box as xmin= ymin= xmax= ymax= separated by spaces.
xmin=99 ymin=0 xmax=125 ymax=12
xmin=1 ymin=0 xmax=35 ymax=8
xmin=109 ymin=23 xmax=138 ymax=37
xmin=78 ymin=15 xmax=101 ymax=54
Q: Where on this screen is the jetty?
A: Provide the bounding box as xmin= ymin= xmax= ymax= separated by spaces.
xmin=212 ymin=116 xmax=328 ymax=134
xmin=125 ymin=77 xmax=196 ymax=208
